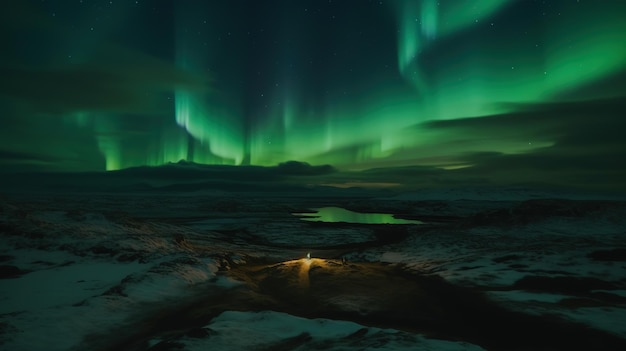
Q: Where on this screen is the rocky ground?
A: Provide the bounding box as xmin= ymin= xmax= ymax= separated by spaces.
xmin=1 ymin=189 xmax=625 ymax=350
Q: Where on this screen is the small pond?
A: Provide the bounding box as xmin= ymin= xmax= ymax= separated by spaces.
xmin=293 ymin=207 xmax=423 ymax=224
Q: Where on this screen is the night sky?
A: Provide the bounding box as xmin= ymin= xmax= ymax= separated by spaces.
xmin=1 ymin=0 xmax=625 ymax=189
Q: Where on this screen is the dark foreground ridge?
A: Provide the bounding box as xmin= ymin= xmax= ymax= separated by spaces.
xmin=93 ymin=258 xmax=626 ymax=351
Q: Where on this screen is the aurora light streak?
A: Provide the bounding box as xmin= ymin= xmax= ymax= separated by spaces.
xmin=0 ymin=0 xmax=625 ymax=187
xmin=175 ymin=1 xmax=245 ymax=166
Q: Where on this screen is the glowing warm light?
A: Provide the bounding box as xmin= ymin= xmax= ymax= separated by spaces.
xmin=306 ymin=252 xmax=311 ymax=260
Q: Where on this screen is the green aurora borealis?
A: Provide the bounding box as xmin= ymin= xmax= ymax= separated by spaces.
xmin=1 ymin=0 xmax=625 ymax=189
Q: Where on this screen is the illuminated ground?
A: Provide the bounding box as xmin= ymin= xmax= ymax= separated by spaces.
xmin=1 ymin=189 xmax=625 ymax=350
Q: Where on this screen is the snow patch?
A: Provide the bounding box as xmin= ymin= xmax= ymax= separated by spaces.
xmin=153 ymin=310 xmax=486 ymax=351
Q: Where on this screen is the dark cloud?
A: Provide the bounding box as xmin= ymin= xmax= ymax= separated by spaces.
xmin=116 ymin=160 xmax=336 ymax=181
xmin=0 ymin=0 xmax=207 ymax=116
xmin=0 ymin=150 xmax=60 ymax=163
xmin=0 ymin=106 xmax=106 ymax=172
xmin=0 ymin=51 xmax=208 ymax=115
xmin=276 ymin=161 xmax=337 ymax=176
xmin=413 ymin=97 xmax=626 ymax=190
xmin=555 ymin=68 xmax=626 ymax=101
xmin=0 ymin=147 xmax=103 ymax=173
xmin=0 ymin=0 xmax=54 ymax=33
xmin=424 ymin=96 xmax=624 ymax=133
xmin=0 ymin=0 xmax=208 ymax=172
xmin=0 ymin=161 xmax=339 ymax=193
xmin=277 ymin=96 xmax=625 ymax=191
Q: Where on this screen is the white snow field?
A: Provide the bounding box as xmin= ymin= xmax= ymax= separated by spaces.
xmin=149 ymin=310 xmax=485 ymax=351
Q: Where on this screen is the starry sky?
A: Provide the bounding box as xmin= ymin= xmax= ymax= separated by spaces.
xmin=1 ymin=0 xmax=625 ymax=190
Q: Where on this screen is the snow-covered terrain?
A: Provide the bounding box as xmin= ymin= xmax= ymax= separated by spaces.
xmin=1 ymin=189 xmax=625 ymax=350
xmin=150 ymin=310 xmax=485 ymax=351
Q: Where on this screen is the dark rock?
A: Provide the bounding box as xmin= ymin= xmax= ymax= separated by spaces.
xmin=466 ymin=208 xmax=511 ymax=226
xmin=102 ymin=285 xmax=127 ymax=297
xmin=344 ymin=327 xmax=369 ymax=340
xmin=557 ymin=293 xmax=626 ymax=308
xmin=493 ymin=254 xmax=522 ymax=263
xmin=0 ymin=265 xmax=27 ymax=279
xmin=458 ymin=266 xmax=483 ymax=271
xmin=25 ymin=230 xmax=45 ymax=239
xmin=173 ymin=234 xmax=187 ymax=245
xmin=513 ymin=199 xmax=615 ymax=218
xmin=589 ymin=291 xmax=626 ymax=304
xmin=588 ymin=248 xmax=626 ymax=262
xmin=513 ymin=276 xmax=618 ymax=294
xmin=462 ymin=199 xmax=626 ymax=227
xmin=372 ymin=225 xmax=408 ymax=244
xmin=90 ymin=245 xmax=116 ymax=256
xmin=508 ymin=264 xmax=528 ymax=269
xmin=117 ymin=253 xmax=144 ymax=262
xmin=58 ymin=260 xmax=75 ymax=267
xmin=558 ymin=297 xmax=606 ymax=308
xmin=185 ymin=327 xmax=214 ymax=338
xmin=0 ymin=321 xmax=18 ymax=338
xmin=0 ymin=223 xmax=20 ymax=236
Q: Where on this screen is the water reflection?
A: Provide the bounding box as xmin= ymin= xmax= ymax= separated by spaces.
xmin=294 ymin=207 xmax=423 ymax=224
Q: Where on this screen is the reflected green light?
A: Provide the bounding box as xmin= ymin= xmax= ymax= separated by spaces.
xmin=294 ymin=207 xmax=423 ymax=224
